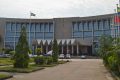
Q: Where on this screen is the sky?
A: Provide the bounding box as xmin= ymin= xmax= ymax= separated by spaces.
xmin=0 ymin=0 xmax=119 ymax=19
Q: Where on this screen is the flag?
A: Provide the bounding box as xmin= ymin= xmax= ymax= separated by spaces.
xmin=117 ymin=7 xmax=120 ymax=14
xmin=30 ymin=12 xmax=36 ymax=16
xmin=114 ymin=16 xmax=120 ymax=23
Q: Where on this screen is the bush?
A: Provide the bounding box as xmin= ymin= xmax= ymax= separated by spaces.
xmin=52 ymin=39 xmax=59 ymax=63
xmin=34 ymin=56 xmax=46 ymax=65
xmin=45 ymin=56 xmax=53 ymax=65
xmin=108 ymin=55 xmax=118 ymax=71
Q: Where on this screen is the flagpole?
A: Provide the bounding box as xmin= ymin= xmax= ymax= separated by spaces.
xmin=116 ymin=4 xmax=120 ymax=37
xmin=114 ymin=9 xmax=117 ymax=39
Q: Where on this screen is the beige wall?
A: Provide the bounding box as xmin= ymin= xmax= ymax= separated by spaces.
xmin=54 ymin=18 xmax=72 ymax=39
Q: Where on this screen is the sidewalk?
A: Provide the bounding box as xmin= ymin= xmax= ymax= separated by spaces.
xmin=8 ymin=59 xmax=114 ymax=80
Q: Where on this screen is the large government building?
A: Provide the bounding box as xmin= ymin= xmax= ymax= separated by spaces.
xmin=0 ymin=14 xmax=115 ymax=56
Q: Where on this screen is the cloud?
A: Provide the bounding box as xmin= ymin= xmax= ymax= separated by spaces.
xmin=0 ymin=0 xmax=118 ymax=18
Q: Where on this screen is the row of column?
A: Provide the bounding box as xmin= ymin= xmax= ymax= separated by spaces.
xmin=61 ymin=44 xmax=80 ymax=55
xmin=38 ymin=44 xmax=80 ymax=55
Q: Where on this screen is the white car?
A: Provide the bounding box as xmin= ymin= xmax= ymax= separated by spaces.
xmin=59 ymin=54 xmax=65 ymax=59
xmin=80 ymin=55 xmax=86 ymax=59
xmin=66 ymin=54 xmax=71 ymax=59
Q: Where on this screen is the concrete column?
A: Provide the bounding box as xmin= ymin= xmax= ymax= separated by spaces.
xmin=41 ymin=45 xmax=42 ymax=53
xmin=77 ymin=44 xmax=79 ymax=56
xmin=67 ymin=45 xmax=69 ymax=54
xmin=72 ymin=45 xmax=74 ymax=56
xmin=46 ymin=45 xmax=48 ymax=53
xmin=62 ymin=45 xmax=64 ymax=54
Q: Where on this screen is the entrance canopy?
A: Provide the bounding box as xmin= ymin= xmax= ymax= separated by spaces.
xmin=32 ymin=39 xmax=92 ymax=46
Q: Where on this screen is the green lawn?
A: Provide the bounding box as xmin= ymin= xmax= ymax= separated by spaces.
xmin=0 ymin=58 xmax=34 ymax=66
xmin=0 ymin=65 xmax=44 ymax=73
xmin=0 ymin=73 xmax=13 ymax=79
xmin=0 ymin=58 xmax=13 ymax=65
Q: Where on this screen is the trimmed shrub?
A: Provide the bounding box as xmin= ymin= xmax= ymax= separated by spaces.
xmin=14 ymin=26 xmax=29 ymax=68
xmin=108 ymin=55 xmax=118 ymax=71
xmin=34 ymin=56 xmax=46 ymax=65
xmin=52 ymin=39 xmax=59 ymax=63
xmin=45 ymin=56 xmax=53 ymax=65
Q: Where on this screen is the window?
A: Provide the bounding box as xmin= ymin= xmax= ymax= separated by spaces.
xmin=88 ymin=22 xmax=92 ymax=31
xmin=103 ymin=20 xmax=110 ymax=30
xmin=94 ymin=31 xmax=103 ymax=36
xmin=30 ymin=32 xmax=34 ymax=38
xmin=5 ymin=37 xmax=14 ymax=41
xmin=6 ymin=23 xmax=11 ymax=31
xmin=84 ymin=31 xmax=92 ymax=37
xmin=83 ymin=22 xmax=88 ymax=31
xmin=73 ymin=22 xmax=78 ymax=31
xmin=49 ymin=23 xmax=53 ymax=32
xmin=35 ymin=33 xmax=43 ymax=39
xmin=73 ymin=32 xmax=83 ymax=37
xmin=78 ymin=22 xmax=83 ymax=31
xmin=35 ymin=23 xmax=40 ymax=32
xmin=41 ymin=23 xmax=44 ymax=32
xmin=93 ymin=21 xmax=98 ymax=30
xmin=99 ymin=20 xmax=103 ymax=30
xmin=104 ymin=30 xmax=111 ymax=35
xmin=44 ymin=23 xmax=49 ymax=32
xmin=16 ymin=32 xmax=20 ymax=36
xmin=31 ymin=23 xmax=35 ymax=32
xmin=16 ymin=23 xmax=21 ymax=31
xmin=6 ymin=32 xmax=14 ymax=37
xmin=45 ymin=33 xmax=53 ymax=39
xmin=11 ymin=23 xmax=16 ymax=31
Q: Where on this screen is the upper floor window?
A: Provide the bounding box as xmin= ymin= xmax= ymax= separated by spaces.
xmin=83 ymin=22 xmax=88 ymax=31
xmin=73 ymin=22 xmax=78 ymax=31
xmin=78 ymin=22 xmax=83 ymax=31
xmin=6 ymin=23 xmax=11 ymax=31
xmin=49 ymin=23 xmax=53 ymax=32
xmin=93 ymin=21 xmax=98 ymax=30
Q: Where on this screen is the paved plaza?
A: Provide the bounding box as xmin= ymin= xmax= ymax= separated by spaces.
xmin=8 ymin=59 xmax=114 ymax=80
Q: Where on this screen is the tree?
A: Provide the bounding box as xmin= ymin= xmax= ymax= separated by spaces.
xmin=14 ymin=26 xmax=29 ymax=68
xmin=52 ymin=39 xmax=59 ymax=63
xmin=98 ymin=35 xmax=113 ymax=64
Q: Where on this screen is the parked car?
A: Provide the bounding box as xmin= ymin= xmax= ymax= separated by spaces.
xmin=0 ymin=54 xmax=11 ymax=58
xmin=29 ymin=54 xmax=37 ymax=58
xmin=80 ymin=55 xmax=86 ymax=59
xmin=59 ymin=54 xmax=65 ymax=59
xmin=66 ymin=54 xmax=71 ymax=59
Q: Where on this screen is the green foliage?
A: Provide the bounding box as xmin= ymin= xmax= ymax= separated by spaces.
xmin=0 ymin=58 xmax=13 ymax=65
xmin=0 ymin=66 xmax=44 ymax=73
xmin=108 ymin=53 xmax=118 ymax=70
xmin=29 ymin=49 xmax=32 ymax=54
xmin=34 ymin=56 xmax=46 ymax=65
xmin=45 ymin=56 xmax=53 ymax=65
xmin=14 ymin=26 xmax=29 ymax=68
xmin=35 ymin=48 xmax=42 ymax=55
xmin=34 ymin=56 xmax=53 ymax=65
xmin=52 ymin=39 xmax=59 ymax=63
xmin=3 ymin=48 xmax=13 ymax=54
xmin=99 ymin=35 xmax=120 ymax=75
xmin=98 ymin=35 xmax=114 ymax=64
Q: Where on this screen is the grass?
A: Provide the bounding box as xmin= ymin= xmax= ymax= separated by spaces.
xmin=0 ymin=65 xmax=44 ymax=73
xmin=0 ymin=58 xmax=34 ymax=66
xmin=0 ymin=73 xmax=13 ymax=79
xmin=0 ymin=58 xmax=13 ymax=66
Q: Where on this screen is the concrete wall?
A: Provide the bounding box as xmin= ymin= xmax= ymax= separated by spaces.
xmin=0 ymin=18 xmax=5 ymax=48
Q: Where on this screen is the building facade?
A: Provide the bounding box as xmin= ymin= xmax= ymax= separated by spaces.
xmin=0 ymin=14 xmax=114 ymax=56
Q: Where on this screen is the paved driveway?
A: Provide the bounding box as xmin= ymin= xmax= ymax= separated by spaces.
xmin=8 ymin=59 xmax=113 ymax=80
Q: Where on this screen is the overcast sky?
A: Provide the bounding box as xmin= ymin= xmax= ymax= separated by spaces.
xmin=0 ymin=0 xmax=118 ymax=18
